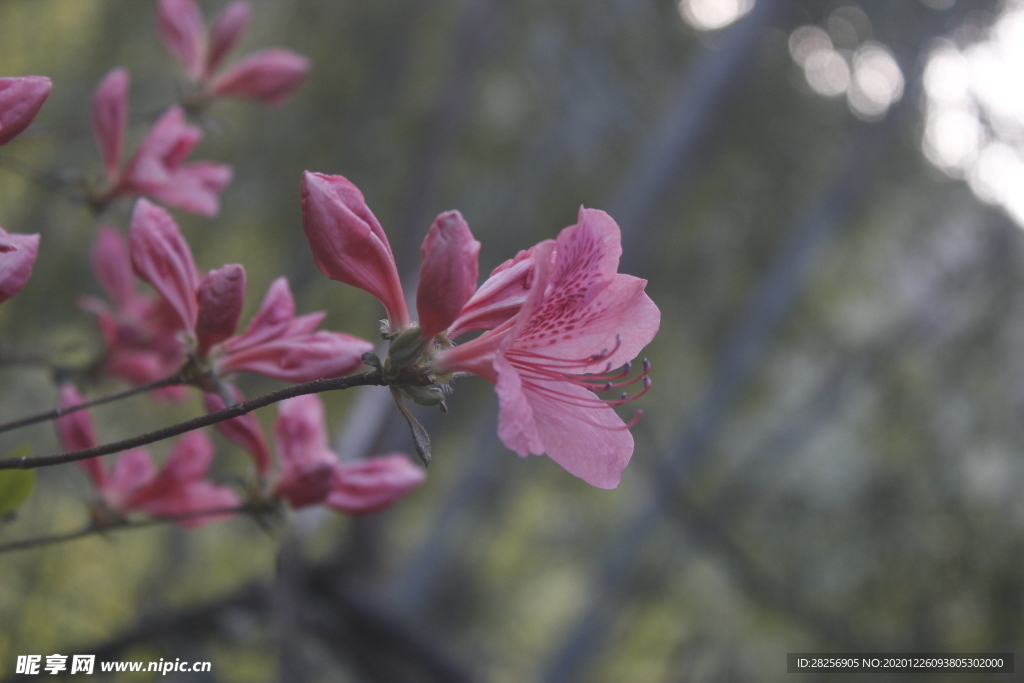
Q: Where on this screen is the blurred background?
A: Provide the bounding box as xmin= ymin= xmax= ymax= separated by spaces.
xmin=1 ymin=0 xmax=1023 ymax=680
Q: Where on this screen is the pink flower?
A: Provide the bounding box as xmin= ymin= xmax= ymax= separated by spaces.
xmin=157 ymin=0 xmax=309 ymax=106
xmin=79 ymin=226 xmax=187 ymax=399
xmin=129 ymin=198 xmax=373 ymax=384
xmin=300 ymin=172 xmax=411 ymax=330
xmin=431 ymin=209 xmax=660 ymax=489
xmin=56 ymin=385 xmax=238 ymax=526
xmin=299 ymin=173 xmax=658 ymax=487
xmin=91 ymin=68 xmax=232 ymax=216
xmin=0 ymin=76 xmax=51 ymax=146
xmin=0 ymin=226 xmax=40 ymax=305
xmin=207 ymin=392 xmax=425 ymax=512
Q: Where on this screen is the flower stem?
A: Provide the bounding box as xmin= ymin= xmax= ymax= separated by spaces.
xmin=0 ymin=502 xmax=272 ymax=555
xmin=0 ymin=370 xmax=385 ymax=471
xmin=0 ymin=372 xmax=187 ymax=436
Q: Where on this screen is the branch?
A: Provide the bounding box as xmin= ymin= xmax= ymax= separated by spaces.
xmin=0 ymin=372 xmax=186 ymax=436
xmin=0 ymin=503 xmax=271 ymax=555
xmin=0 ymin=370 xmax=385 ymax=471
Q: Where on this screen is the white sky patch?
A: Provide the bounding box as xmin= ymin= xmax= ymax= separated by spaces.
xmin=677 ymin=0 xmax=755 ymax=31
xmin=923 ymin=0 xmax=1024 ymax=227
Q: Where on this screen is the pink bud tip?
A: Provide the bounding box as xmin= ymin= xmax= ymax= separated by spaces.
xmin=209 ymin=48 xmax=310 ymax=106
xmin=417 ymin=210 xmax=480 ymax=338
xmin=0 ymin=228 xmax=39 ymax=305
xmin=0 ymin=76 xmax=51 ymax=146
xmin=300 ymin=171 xmax=410 ymax=328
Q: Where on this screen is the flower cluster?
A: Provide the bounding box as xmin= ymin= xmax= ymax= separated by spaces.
xmin=84 ymin=198 xmax=373 ymax=395
xmin=55 ymin=386 xmax=423 ymax=524
xmin=0 ymin=0 xmax=660 ymax=556
xmin=157 ymin=0 xmax=310 ymax=107
xmin=56 ymin=385 xmax=238 ymax=527
xmin=91 ymin=68 xmax=231 ymax=216
xmin=0 ymin=76 xmax=49 ymax=305
xmin=301 ymin=173 xmax=660 ymax=489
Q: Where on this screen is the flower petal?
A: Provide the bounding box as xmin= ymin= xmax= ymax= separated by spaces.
xmin=91 ymin=68 xmax=128 ymax=181
xmin=271 ymin=394 xmax=338 ymax=507
xmin=446 ymin=248 xmax=536 ymax=339
xmin=195 ymin=263 xmax=246 ymax=356
xmin=202 ymin=387 xmax=271 ymax=476
xmin=128 ymin=198 xmax=199 ymax=334
xmin=222 ymin=277 xmax=294 ymax=353
xmin=416 ymin=210 xmax=480 ymax=338
xmin=207 ymin=1 xmax=251 ymax=75
xmin=157 ymin=0 xmax=207 ymax=81
xmin=55 ymin=385 xmax=104 ymax=489
xmin=496 ymin=361 xmax=632 ymax=489
xmin=209 ymin=48 xmax=310 ymax=106
xmin=218 ymin=330 xmax=373 ymax=383
xmin=324 ymin=454 xmax=425 ymax=514
xmin=0 ymin=228 xmax=39 ymax=305
xmin=274 ymin=394 xmax=332 ymax=467
xmin=300 ymin=172 xmax=409 ymax=328
xmin=0 ymin=76 xmax=51 ymax=146
xmin=105 ymin=448 xmax=155 ymax=508
xmin=133 ymin=481 xmax=240 ymax=528
xmin=91 ymin=226 xmax=135 ymax=308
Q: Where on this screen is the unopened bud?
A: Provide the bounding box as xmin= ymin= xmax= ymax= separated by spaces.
xmin=387 ymin=325 xmax=430 ymax=368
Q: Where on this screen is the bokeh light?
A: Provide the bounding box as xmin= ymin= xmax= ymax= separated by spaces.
xmin=677 ymin=0 xmax=755 ymax=31
xmin=922 ymin=0 xmax=1024 ymax=226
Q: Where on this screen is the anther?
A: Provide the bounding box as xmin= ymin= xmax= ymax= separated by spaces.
xmin=642 ymin=358 xmax=651 ymax=373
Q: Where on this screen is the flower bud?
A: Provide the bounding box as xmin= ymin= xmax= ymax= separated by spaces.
xmin=129 ymin=198 xmax=200 ymax=335
xmin=55 ymin=384 xmax=101 ymax=477
xmin=157 ymin=0 xmax=207 ymax=81
xmin=300 ymin=171 xmax=410 ymax=328
xmin=0 ymin=76 xmax=51 ymax=146
xmin=417 ymin=210 xmax=480 ymax=338
xmin=208 ymin=48 xmax=309 ymax=106
xmin=91 ymin=69 xmax=128 ymax=181
xmin=195 ymin=263 xmax=246 ymax=357
xmin=207 ymin=1 xmax=251 ymax=74
xmin=0 ymin=228 xmax=39 ymax=305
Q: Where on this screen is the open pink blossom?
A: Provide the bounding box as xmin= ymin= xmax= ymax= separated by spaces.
xmin=206 ymin=392 xmax=425 ymax=512
xmin=157 ymin=0 xmax=309 ymax=106
xmin=0 ymin=76 xmax=51 ymax=146
xmin=298 ymin=173 xmax=658 ymax=486
xmin=56 ymin=385 xmax=238 ymax=527
xmin=129 ymin=198 xmax=372 ymax=384
xmin=0 ymin=226 xmax=40 ymax=305
xmin=431 ymin=209 xmax=660 ymax=489
xmin=91 ymin=68 xmax=232 ymax=216
xmin=79 ymin=226 xmax=187 ymax=400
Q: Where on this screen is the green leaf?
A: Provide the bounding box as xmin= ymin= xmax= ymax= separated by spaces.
xmin=0 ymin=444 xmax=35 ymax=517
